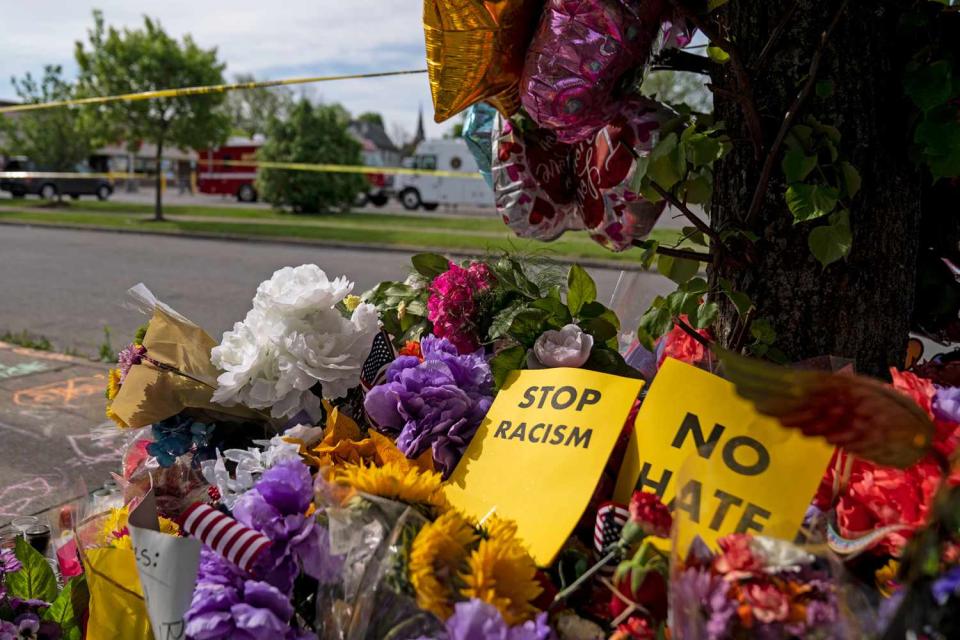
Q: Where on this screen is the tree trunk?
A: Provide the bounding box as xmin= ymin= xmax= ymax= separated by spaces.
xmin=154 ymin=138 xmax=165 ymax=222
xmin=708 ymin=1 xmax=923 ymax=377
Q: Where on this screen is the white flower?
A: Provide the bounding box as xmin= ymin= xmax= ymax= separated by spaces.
xmin=528 ymin=324 xmax=594 ymax=369
xmin=200 ymin=429 xmax=304 ymax=508
xmin=211 ymin=265 xmax=379 ymax=420
xmin=749 ymin=536 xmax=815 ymax=573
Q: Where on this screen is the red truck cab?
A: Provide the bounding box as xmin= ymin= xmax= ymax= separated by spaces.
xmin=197 ymin=137 xmax=262 ymax=202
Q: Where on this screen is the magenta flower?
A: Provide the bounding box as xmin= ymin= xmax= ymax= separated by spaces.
xmin=117 ymin=342 xmax=147 ymax=382
xmin=427 ymin=261 xmax=495 ymax=354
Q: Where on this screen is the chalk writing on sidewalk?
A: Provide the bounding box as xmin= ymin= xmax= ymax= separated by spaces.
xmin=0 ymin=361 xmax=49 ymax=381
xmin=12 ymin=374 xmax=106 ymax=407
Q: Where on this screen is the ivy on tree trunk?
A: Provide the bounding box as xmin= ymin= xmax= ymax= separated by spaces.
xmin=707 ymin=1 xmax=923 ymax=377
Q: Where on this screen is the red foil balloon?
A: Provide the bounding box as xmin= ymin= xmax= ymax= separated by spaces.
xmin=520 ymin=0 xmax=670 ymax=143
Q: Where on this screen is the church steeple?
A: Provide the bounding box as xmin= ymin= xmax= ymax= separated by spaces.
xmin=413 ymin=104 xmax=426 ymax=146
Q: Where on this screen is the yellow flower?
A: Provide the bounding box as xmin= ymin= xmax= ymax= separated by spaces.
xmin=460 ymin=516 xmax=542 ymax=625
xmin=100 ymin=505 xmax=180 ymax=549
xmin=106 ymin=368 xmax=122 ymax=400
xmin=410 ymin=510 xmax=479 ymax=619
xmin=105 ymin=403 xmax=128 ymax=428
xmin=344 ymin=295 xmax=362 ymax=312
xmin=876 ymin=559 xmax=900 ymax=598
xmin=335 ymin=461 xmax=448 ymax=511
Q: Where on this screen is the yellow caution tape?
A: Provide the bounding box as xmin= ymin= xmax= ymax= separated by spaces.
xmin=212 ymin=158 xmax=482 ymax=179
xmin=0 ymin=171 xmax=135 ymax=180
xmin=0 ymin=69 xmax=427 ymax=114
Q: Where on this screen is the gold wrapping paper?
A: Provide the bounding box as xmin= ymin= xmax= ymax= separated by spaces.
xmin=423 ymin=0 xmax=542 ymax=122
xmin=109 ymin=307 xmax=265 ymax=429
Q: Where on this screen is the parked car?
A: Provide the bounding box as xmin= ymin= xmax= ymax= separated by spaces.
xmin=395 ymin=139 xmax=492 ymax=211
xmin=0 ymin=157 xmax=113 ymax=200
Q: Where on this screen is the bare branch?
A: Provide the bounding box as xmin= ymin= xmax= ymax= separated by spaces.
xmin=651 ymin=49 xmax=713 ymax=75
xmin=755 ymin=0 xmax=802 ymax=72
xmin=676 ymin=317 xmax=712 ymax=348
xmin=744 ymin=0 xmax=850 ymax=226
xmin=649 ymin=181 xmax=719 ymax=242
xmin=654 ymin=245 xmax=713 ymax=262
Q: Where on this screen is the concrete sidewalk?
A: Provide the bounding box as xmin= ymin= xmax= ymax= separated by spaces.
xmin=0 ymin=342 xmax=128 ymax=526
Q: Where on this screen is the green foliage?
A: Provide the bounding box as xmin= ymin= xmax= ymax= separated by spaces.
xmin=780 ymin=116 xmax=860 ymax=266
xmin=630 ymin=115 xmax=730 ymax=209
xmin=410 ymin=252 xmax=450 ymax=279
xmin=7 ymin=537 xmax=58 ymax=603
xmin=224 ymin=73 xmax=293 ymax=138
xmin=657 ymin=254 xmax=699 ymax=285
xmin=356 ymin=112 xmax=386 ymax=128
xmin=490 ymin=345 xmax=526 ymax=389
xmin=566 ymin=264 xmax=597 ymax=316
xmin=42 ymin=576 xmax=87 ymax=640
xmin=808 ymin=209 xmax=852 ymax=268
xmin=74 ymin=10 xmax=231 ymax=219
xmin=0 ymin=65 xmax=94 ymax=171
xmin=706 ymin=46 xmax=730 ymax=64
xmin=746 ymin=318 xmax=786 ymax=362
xmin=640 ymin=71 xmax=713 ymax=114
xmin=257 ymin=99 xmax=367 ymax=213
xmin=0 ymin=330 xmax=52 ymax=351
xmin=637 ymin=277 xmax=714 ymax=349
xmin=98 ymin=325 xmax=113 ymax=362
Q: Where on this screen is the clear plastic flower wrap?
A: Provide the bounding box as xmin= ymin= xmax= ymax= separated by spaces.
xmin=313 ymin=480 xmax=443 ymax=640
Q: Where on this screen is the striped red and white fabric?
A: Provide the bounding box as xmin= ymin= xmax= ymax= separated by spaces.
xmin=594 ymin=501 xmax=629 ymax=574
xmin=181 ymin=502 xmax=271 ymax=574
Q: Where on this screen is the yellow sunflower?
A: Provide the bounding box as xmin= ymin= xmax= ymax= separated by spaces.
xmin=105 ymin=403 xmax=128 ymax=428
xmin=100 ymin=505 xmax=181 ymax=549
xmin=460 ymin=516 xmax=542 ymax=625
xmin=409 ymin=510 xmax=479 ymax=619
xmin=105 ymin=368 xmax=122 ymax=400
xmin=876 ymin=559 xmax=900 ymax=598
xmin=335 ymin=461 xmax=448 ymax=511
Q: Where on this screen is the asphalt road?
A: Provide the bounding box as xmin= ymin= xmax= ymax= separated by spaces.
xmin=0 ymin=225 xmax=674 ymax=355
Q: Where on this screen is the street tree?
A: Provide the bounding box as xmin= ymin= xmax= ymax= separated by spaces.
xmin=356 ymin=112 xmax=385 ymax=128
xmin=224 ymin=73 xmax=293 ymax=138
xmin=633 ymin=0 xmax=960 ymax=378
xmin=0 ymin=65 xmax=94 ymax=180
xmin=74 ymin=10 xmax=231 ymax=221
xmin=257 ymin=99 xmax=366 ymax=214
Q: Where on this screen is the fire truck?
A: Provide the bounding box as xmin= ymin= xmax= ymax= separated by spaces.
xmin=197 ymin=135 xmax=393 ymax=206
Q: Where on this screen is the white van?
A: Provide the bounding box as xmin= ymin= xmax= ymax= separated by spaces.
xmin=396 ymin=139 xmax=493 ymax=211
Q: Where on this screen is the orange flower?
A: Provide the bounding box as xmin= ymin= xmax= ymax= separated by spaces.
xmin=399 ymin=340 xmax=423 ymax=359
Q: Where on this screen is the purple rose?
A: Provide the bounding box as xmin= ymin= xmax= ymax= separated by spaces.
xmin=365 ymin=335 xmax=493 ymax=476
xmin=933 ymin=386 xmax=960 ymax=423
xmin=435 ymin=599 xmax=555 ymax=640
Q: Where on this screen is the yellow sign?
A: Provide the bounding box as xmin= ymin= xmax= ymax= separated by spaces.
xmin=446 ymin=368 xmax=644 ymax=566
xmin=613 ymin=358 xmax=834 ymax=552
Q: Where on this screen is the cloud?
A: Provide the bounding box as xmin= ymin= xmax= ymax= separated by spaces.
xmin=0 ymin=1 xmax=455 ymax=140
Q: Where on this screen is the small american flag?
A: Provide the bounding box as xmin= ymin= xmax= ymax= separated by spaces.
xmin=595 ymin=501 xmax=629 ymax=574
xmin=361 ymin=330 xmax=396 ymax=391
xmin=181 ymin=502 xmax=271 ymax=574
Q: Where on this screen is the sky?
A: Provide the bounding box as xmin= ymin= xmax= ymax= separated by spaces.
xmin=0 ymin=1 xmax=450 ymax=142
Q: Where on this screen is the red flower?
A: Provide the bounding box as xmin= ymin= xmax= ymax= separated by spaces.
xmin=714 ymin=534 xmax=765 ymax=578
xmin=610 ymin=615 xmax=657 ymax=640
xmin=398 ymin=340 xmax=422 ymax=359
xmin=610 ymin=570 xmax=668 ymax=622
xmin=658 ymin=315 xmax=711 ymax=368
xmin=628 ymin=491 xmax=673 ymax=539
xmin=741 ymin=581 xmax=790 ymax=624
xmin=890 ymin=368 xmax=935 ymax=419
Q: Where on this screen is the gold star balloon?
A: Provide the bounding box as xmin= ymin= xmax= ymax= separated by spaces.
xmin=424 ymin=0 xmax=542 ymax=123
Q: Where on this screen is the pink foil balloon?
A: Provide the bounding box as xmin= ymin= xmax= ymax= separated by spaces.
xmin=520 ymin=0 xmax=670 ymax=143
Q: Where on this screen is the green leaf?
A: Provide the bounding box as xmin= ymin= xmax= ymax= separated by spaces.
xmin=750 ymin=318 xmax=777 ymax=345
xmin=43 ymin=576 xmax=86 ymax=640
xmin=531 ymin=296 xmax=572 ymax=326
xmin=785 ymin=183 xmax=839 ymax=223
xmin=637 ymin=298 xmax=672 ymax=350
xmin=815 ymin=79 xmax=835 ymax=98
xmin=904 ymin=60 xmax=953 ymax=112
xmin=681 ymin=171 xmax=713 ymax=205
xmin=580 ymin=317 xmax=619 ymax=344
xmin=808 ymin=209 xmax=853 ymax=267
xmin=8 ymin=536 xmax=58 ymax=603
xmin=686 ymin=134 xmax=724 ymax=167
xmin=707 ymin=45 xmax=730 ymax=64
xmin=566 ymin=264 xmax=597 ymax=316
xmin=647 ymin=133 xmax=684 ymax=190
xmin=508 ymin=308 xmax=550 ymax=346
xmin=583 ymin=347 xmax=643 ymax=379
xmin=692 ymin=302 xmax=719 ymax=329
xmin=719 ymin=279 xmax=753 ymax=317
xmin=839 ymin=161 xmax=861 ymax=198
xmin=784 ymin=124 xmax=814 ymax=152
xmin=492 ymin=257 xmax=541 ymax=299
xmin=488 ymin=303 xmax=528 ymax=341
xmin=707 ymin=0 xmax=729 ymax=8
xmin=657 ymin=254 xmax=699 ymax=284
xmin=410 ymin=253 xmax=450 ymax=279
xmin=781 ymin=149 xmax=818 ymax=183
xmin=809 ymin=118 xmax=842 ymax=144
xmin=490 ymin=346 xmax=527 ymax=389
xmin=578 ymin=301 xmax=607 ymax=319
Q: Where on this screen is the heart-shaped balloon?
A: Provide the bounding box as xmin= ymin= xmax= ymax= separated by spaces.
xmin=493 ymin=98 xmax=670 ymax=252
xmin=520 ymin=0 xmax=672 ymax=143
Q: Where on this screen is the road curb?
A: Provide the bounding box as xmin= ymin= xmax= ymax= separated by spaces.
xmin=0 ymin=219 xmax=650 ymax=273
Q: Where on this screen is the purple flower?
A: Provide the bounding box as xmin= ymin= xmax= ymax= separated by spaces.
xmin=364 ymin=335 xmax=492 ymax=476
xmin=232 ymin=460 xmax=338 ymax=592
xmin=933 ymin=386 xmax=960 ymax=423
xmin=117 ymin=343 xmax=147 ymax=383
xmin=932 ymin=565 xmax=960 ymax=605
xmin=0 ymin=549 xmax=22 ymax=574
xmin=435 ymin=599 xmax=555 ymax=640
xmin=671 ymin=568 xmax=736 ymax=640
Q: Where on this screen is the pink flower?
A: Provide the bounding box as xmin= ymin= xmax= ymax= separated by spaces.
xmin=427 ymin=261 xmax=496 ymax=354
xmin=713 ymin=534 xmax=764 ymax=579
xmin=742 ymin=582 xmax=790 ymax=624
xmin=657 ymin=315 xmax=711 ymax=368
xmin=890 ymin=368 xmax=935 ymax=418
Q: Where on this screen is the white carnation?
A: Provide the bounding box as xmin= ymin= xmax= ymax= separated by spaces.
xmin=211 ymin=264 xmax=378 ymax=420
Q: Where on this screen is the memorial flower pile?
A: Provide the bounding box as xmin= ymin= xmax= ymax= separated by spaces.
xmin=41 ymin=248 xmax=956 ymax=640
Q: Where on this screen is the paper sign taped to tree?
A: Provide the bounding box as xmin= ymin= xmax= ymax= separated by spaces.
xmin=613 ymin=358 xmax=834 ymax=552
xmin=446 ymin=368 xmax=644 ymax=565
